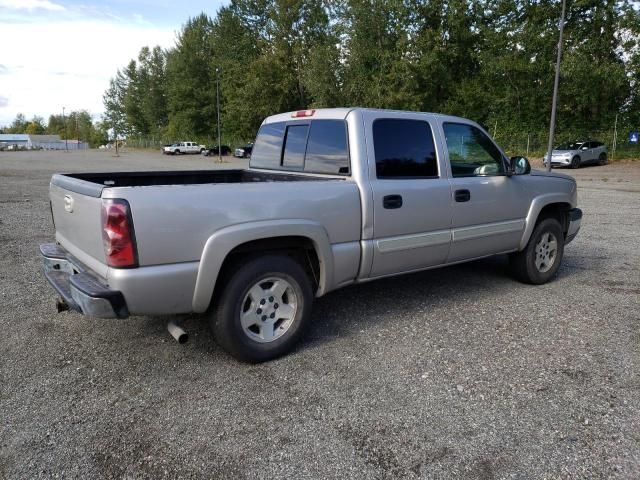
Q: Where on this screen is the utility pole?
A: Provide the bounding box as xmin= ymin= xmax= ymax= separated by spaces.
xmin=76 ymin=114 xmax=79 ymax=150
xmin=612 ymin=113 xmax=618 ymax=161
xmin=545 ymin=0 xmax=567 ymax=172
xmin=62 ymin=107 xmax=68 ymax=151
xmin=216 ymin=67 xmax=222 ymax=163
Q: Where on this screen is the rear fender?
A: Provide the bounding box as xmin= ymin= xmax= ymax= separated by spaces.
xmin=192 ymin=220 xmax=334 ymax=313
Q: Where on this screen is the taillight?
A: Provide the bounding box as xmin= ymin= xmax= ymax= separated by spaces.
xmin=292 ymin=109 xmax=315 ymax=118
xmin=101 ymin=199 xmax=138 ymax=268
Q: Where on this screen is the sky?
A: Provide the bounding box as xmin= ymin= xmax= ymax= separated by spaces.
xmin=0 ymin=0 xmax=227 ymax=126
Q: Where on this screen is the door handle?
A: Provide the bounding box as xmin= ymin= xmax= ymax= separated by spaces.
xmin=454 ymin=189 xmax=471 ymax=202
xmin=383 ymin=194 xmax=403 ymax=209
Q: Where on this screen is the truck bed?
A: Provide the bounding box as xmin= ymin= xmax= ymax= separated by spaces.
xmin=54 ymin=169 xmax=322 ymax=193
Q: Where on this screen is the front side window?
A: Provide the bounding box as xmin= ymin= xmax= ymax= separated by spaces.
xmin=373 ymin=119 xmax=438 ymax=178
xmin=443 ymin=123 xmax=505 ymax=177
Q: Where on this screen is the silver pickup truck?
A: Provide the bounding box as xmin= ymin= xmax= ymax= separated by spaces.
xmin=41 ymin=108 xmax=582 ymax=362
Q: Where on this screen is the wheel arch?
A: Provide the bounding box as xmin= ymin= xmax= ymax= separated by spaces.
xmin=192 ymin=220 xmax=334 ymax=313
xmin=519 ymin=196 xmax=573 ymax=250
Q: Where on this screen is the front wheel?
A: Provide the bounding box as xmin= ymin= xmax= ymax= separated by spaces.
xmin=509 ymin=218 xmax=565 ymax=284
xmin=570 ymin=156 xmax=580 ymax=169
xmin=209 ymin=255 xmax=314 ymax=362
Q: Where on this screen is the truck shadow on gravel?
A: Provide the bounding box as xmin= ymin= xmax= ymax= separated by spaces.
xmin=159 ymin=251 xmax=596 ymax=358
xmin=303 ymin=255 xmax=527 ymax=348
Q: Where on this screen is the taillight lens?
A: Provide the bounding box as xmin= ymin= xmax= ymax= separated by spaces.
xmin=101 ymin=199 xmax=138 ymax=268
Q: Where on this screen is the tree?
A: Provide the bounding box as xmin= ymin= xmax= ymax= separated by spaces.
xmin=103 ymin=69 xmax=128 ymax=142
xmin=166 ymin=13 xmax=218 ymax=139
xmin=8 ymin=113 xmax=28 ymax=133
xmin=25 ymin=116 xmax=46 ymax=135
xmin=101 ymin=1 xmax=640 ymax=146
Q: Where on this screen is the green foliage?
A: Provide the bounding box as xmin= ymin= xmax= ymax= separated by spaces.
xmin=25 ymin=116 xmax=46 ymax=135
xmin=103 ymin=0 xmax=640 ymax=145
xmin=6 ymin=113 xmax=28 ymax=133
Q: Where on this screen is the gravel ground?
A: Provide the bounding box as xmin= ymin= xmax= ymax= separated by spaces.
xmin=1 ymin=150 xmax=638 ymax=479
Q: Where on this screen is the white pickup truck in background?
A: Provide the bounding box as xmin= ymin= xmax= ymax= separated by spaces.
xmin=162 ymin=142 xmax=205 ymax=155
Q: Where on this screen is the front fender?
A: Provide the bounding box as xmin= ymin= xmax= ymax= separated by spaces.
xmin=192 ymin=220 xmax=334 ymax=313
xmin=518 ymin=192 xmax=576 ymax=250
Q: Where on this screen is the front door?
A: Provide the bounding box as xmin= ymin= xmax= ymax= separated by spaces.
xmin=368 ymin=116 xmax=453 ymax=277
xmin=440 ymin=122 xmax=531 ymax=263
xmin=581 ymin=142 xmax=595 ymax=162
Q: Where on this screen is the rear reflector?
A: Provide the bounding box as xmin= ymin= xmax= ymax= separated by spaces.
xmin=101 ymin=199 xmax=138 ymax=268
xmin=292 ymin=109 xmax=315 ymax=118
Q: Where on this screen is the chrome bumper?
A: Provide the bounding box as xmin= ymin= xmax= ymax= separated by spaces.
xmin=40 ymin=243 xmax=129 ymax=319
xmin=566 ymin=208 xmax=582 ymax=244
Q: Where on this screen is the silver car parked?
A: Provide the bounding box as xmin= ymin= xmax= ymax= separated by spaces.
xmin=543 ymin=141 xmax=608 ymax=168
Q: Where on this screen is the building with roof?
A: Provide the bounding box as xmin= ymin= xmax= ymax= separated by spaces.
xmin=0 ymin=134 xmax=88 ymax=150
xmin=0 ymin=133 xmax=30 ymax=149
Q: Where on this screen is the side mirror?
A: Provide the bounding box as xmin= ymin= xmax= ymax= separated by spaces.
xmin=509 ymin=156 xmax=531 ymax=175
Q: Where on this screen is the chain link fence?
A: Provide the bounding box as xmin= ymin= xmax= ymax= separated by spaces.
xmin=126 ymin=136 xmax=249 ymax=151
xmin=493 ymin=127 xmax=640 ymax=160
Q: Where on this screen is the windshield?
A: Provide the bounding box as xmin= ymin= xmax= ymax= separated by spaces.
xmin=555 ymin=142 xmax=583 ymax=150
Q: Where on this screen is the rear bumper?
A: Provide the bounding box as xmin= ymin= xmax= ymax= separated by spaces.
xmin=566 ymin=208 xmax=582 ymax=244
xmin=40 ymin=243 xmax=129 ymax=318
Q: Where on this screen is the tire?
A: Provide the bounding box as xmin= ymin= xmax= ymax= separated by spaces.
xmin=509 ymin=217 xmax=565 ymax=285
xmin=200 ymin=148 xmax=205 ymax=154
xmin=209 ymin=255 xmax=314 ymax=362
xmin=598 ymin=153 xmax=607 ymax=166
xmin=570 ymin=156 xmax=580 ymax=169
xmin=174 ymin=149 xmax=181 ymax=155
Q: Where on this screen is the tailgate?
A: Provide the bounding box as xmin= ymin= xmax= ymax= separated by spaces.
xmin=50 ymin=178 xmax=107 ymax=274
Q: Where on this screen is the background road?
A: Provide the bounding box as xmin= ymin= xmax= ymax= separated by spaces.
xmin=1 ymin=150 xmax=638 ymax=478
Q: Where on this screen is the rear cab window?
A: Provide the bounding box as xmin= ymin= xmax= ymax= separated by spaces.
xmin=250 ymin=119 xmax=350 ymax=175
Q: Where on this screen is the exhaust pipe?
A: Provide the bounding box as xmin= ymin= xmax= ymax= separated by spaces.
xmin=167 ymin=320 xmax=188 ymax=344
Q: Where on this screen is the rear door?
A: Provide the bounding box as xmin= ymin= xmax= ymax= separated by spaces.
xmin=366 ymin=112 xmax=453 ymax=277
xmin=439 ymin=121 xmax=530 ymax=263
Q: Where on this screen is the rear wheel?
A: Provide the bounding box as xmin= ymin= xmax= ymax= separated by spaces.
xmin=209 ymin=255 xmax=314 ymax=362
xmin=598 ymin=153 xmax=607 ymax=166
xmin=510 ymin=217 xmax=565 ymax=284
xmin=570 ymin=156 xmax=580 ymax=169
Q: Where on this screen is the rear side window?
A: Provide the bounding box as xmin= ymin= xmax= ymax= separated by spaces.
xmin=250 ymin=119 xmax=350 ymax=175
xmin=373 ymin=119 xmax=438 ymax=178
xmin=305 ymin=120 xmax=350 ymax=174
xmin=250 ymin=123 xmax=286 ymax=169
